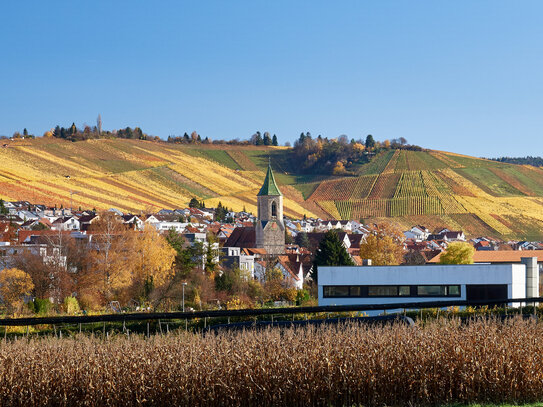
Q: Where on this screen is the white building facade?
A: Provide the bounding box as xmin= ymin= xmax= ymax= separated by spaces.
xmin=318 ymin=263 xmax=534 ymax=309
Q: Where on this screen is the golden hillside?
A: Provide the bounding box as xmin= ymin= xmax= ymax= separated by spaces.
xmin=2 ymin=138 xmax=543 ymax=240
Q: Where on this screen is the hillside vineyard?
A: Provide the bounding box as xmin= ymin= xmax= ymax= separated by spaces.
xmin=2 ymin=139 xmax=543 ymax=240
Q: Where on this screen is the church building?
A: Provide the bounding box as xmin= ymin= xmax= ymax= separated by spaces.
xmin=224 ymin=162 xmax=286 ymax=255
xmin=255 ymin=163 xmax=285 ymax=254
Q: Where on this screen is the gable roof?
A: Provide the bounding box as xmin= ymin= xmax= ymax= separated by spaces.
xmin=257 ymin=164 xmax=282 ymax=196
xmin=224 ymin=227 xmax=256 ymax=248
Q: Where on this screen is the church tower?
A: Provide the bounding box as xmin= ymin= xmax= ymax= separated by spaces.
xmin=255 ymin=162 xmax=285 ymax=254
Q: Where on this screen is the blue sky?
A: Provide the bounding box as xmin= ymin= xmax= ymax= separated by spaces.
xmin=1 ymin=1 xmax=542 ymax=157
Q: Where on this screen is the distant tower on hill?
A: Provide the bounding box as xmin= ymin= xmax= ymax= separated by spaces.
xmin=255 ymin=162 xmax=285 ymax=254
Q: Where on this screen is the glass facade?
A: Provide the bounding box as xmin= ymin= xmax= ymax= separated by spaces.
xmin=323 ymin=285 xmax=461 ymax=298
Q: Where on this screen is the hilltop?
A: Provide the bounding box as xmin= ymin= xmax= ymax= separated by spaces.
xmin=2 ymin=138 xmax=543 ymax=240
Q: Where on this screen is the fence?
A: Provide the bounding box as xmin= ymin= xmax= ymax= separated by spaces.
xmin=0 ymin=296 xmax=542 ymax=327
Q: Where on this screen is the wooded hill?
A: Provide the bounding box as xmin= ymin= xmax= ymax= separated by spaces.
xmin=2 ymin=138 xmax=543 ymax=240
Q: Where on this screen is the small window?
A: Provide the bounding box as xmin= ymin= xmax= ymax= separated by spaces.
xmin=368 ymin=286 xmax=398 ymax=297
xmin=399 ymin=286 xmax=410 ymax=296
xmin=417 ymin=285 xmax=446 ymax=296
xmin=323 ymin=286 xmax=349 ymax=297
xmin=350 ymin=286 xmax=362 ymax=297
xmin=271 ymin=201 xmax=277 ymax=217
xmin=448 ymin=285 xmax=461 ymax=296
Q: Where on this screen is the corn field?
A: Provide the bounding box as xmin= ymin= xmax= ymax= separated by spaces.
xmin=0 ymin=317 xmax=543 ymax=406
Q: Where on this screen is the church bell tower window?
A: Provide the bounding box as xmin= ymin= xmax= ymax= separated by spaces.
xmin=271 ymin=201 xmax=277 ymax=218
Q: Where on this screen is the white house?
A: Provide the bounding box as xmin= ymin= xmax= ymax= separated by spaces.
xmin=403 ymin=225 xmax=430 ymax=241
xmin=254 ymin=255 xmax=304 ymax=290
xmin=51 ymin=216 xmax=80 ymax=231
xmin=318 ymin=260 xmax=539 ymax=312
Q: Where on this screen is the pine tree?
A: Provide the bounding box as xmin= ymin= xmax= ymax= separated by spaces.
xmin=272 ymin=134 xmax=278 ymax=146
xmin=295 ymin=232 xmax=310 ymax=248
xmin=263 ymin=132 xmax=271 ymax=146
xmin=255 ymin=132 xmax=263 ymax=145
xmin=311 ymin=230 xmax=354 ymax=283
xmin=0 ymin=199 xmax=7 ymax=215
xmin=365 ymin=134 xmax=375 ymax=149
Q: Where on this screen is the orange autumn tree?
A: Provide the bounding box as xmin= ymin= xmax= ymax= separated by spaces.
xmin=87 ymin=212 xmax=133 ymax=304
xmin=0 ymin=268 xmax=34 ymax=314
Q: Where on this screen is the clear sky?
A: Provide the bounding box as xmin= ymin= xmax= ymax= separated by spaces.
xmin=1 ymin=1 xmax=542 ymax=157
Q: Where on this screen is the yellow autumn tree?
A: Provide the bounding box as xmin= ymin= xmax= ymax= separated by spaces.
xmin=0 ymin=268 xmax=34 ymax=314
xmin=439 ymin=242 xmax=474 ymax=264
xmin=359 ymin=224 xmax=405 ymax=266
xmin=332 ymin=161 xmax=346 ymax=175
xmin=130 ymin=224 xmax=176 ymax=300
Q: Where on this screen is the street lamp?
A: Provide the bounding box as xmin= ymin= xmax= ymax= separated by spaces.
xmin=182 ymin=282 xmax=188 ymax=312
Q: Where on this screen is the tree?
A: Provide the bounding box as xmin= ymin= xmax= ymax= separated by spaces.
xmin=0 ymin=268 xmax=34 ymax=313
xmin=272 ymin=134 xmax=278 ymax=146
xmin=295 ymin=232 xmax=310 ymax=249
xmin=312 ymin=230 xmax=354 ymax=283
xmin=359 ymin=224 xmax=404 ymax=266
xmin=189 ymin=197 xmax=200 ymax=208
xmin=404 ymin=250 xmax=427 ymax=265
xmin=439 ymin=242 xmax=474 ymax=265
xmin=263 ymin=132 xmax=271 ymax=146
xmin=87 ymin=212 xmax=133 ymax=303
xmin=130 ymin=224 xmax=176 ymax=301
xmin=365 ymin=134 xmax=375 ymax=149
xmin=204 ymin=233 xmax=218 ymax=276
xmin=97 ymin=114 xmax=102 ymax=136
xmin=0 ymin=199 xmax=7 ymax=215
xmin=254 ymin=132 xmax=263 ymax=146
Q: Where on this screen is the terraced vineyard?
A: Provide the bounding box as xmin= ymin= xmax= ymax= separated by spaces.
xmin=305 ymin=149 xmax=543 ymax=240
xmin=2 ymin=140 xmax=543 ymax=239
xmin=0 ymin=140 xmax=317 ymax=219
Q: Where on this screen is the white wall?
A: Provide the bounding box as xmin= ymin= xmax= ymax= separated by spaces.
xmin=318 ymin=264 xmax=526 ymax=308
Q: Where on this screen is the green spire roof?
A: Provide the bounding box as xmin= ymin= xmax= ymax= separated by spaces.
xmin=258 ymin=163 xmax=282 ymax=196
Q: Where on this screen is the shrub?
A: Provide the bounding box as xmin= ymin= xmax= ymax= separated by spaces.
xmin=63 ymin=296 xmax=80 ymax=314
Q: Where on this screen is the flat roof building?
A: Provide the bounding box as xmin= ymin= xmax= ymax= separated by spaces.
xmin=318 ymin=259 xmax=539 ymax=311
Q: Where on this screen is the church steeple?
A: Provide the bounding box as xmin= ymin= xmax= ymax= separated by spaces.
xmin=255 ymin=160 xmax=285 ymax=254
xmin=258 ymin=163 xmax=282 ymax=196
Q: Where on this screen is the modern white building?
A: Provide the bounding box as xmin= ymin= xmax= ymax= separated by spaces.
xmin=318 ymin=260 xmax=539 ymax=310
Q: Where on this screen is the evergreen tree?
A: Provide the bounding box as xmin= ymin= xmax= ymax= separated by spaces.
xmin=0 ymin=199 xmax=7 ymax=215
xmin=295 ymin=232 xmax=310 ymax=249
xmin=311 ymin=230 xmax=354 ymax=283
xmin=204 ymin=234 xmax=218 ymax=275
xmin=263 ymin=132 xmax=271 ymax=146
xmin=365 ymin=134 xmax=375 ymax=149
xmin=255 ymin=132 xmax=263 ymax=145
xmin=23 ymin=128 xmax=28 ymax=136
xmin=189 ymin=197 xmax=200 ymax=208
xmin=272 ymin=134 xmax=278 ymax=146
